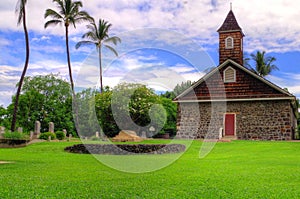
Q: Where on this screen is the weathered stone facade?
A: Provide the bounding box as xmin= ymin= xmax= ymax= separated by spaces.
xmin=175 ymin=9 xmax=297 ymax=141
xmin=176 ymin=100 xmax=296 ymax=140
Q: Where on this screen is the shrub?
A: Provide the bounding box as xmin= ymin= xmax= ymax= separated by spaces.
xmin=3 ymin=131 xmax=29 ymax=140
xmin=90 ymin=136 xmax=101 ymax=141
xmin=39 ymin=132 xmax=56 ymax=140
xmin=55 ymin=131 xmax=66 ymax=140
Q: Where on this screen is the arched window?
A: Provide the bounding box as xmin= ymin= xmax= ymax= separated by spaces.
xmin=225 ymin=36 xmax=234 ymax=49
xmin=224 ymin=66 xmax=236 ymax=83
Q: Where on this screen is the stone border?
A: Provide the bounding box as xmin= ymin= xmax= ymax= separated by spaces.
xmin=0 ymin=161 xmax=13 ymax=164
xmin=65 ymin=144 xmax=186 ymax=155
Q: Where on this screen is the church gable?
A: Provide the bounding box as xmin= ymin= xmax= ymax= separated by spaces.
xmin=176 ymin=60 xmax=293 ymax=101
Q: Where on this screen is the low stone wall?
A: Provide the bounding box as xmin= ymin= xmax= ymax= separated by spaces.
xmin=0 ymin=139 xmax=30 ymax=148
xmin=65 ymin=144 xmax=186 ymax=155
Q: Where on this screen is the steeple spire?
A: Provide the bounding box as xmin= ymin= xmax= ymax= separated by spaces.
xmin=217 ymin=8 xmax=244 ymax=65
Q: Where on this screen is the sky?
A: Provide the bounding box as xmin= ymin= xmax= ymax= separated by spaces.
xmin=1 ymin=0 xmax=300 ymax=107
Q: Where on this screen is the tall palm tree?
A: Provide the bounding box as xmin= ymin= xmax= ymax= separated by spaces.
xmin=11 ymin=0 xmax=30 ymax=131
xmin=75 ymin=18 xmax=121 ymax=93
xmin=250 ymin=51 xmax=278 ymax=77
xmin=44 ymin=0 xmax=92 ymax=92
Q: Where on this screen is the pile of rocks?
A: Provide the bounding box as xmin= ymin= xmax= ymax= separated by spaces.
xmin=112 ymin=130 xmax=143 ymax=142
xmin=65 ymin=144 xmax=186 ymax=155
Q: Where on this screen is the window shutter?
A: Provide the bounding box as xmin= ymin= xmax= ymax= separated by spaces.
xmin=224 ymin=67 xmax=236 ymax=83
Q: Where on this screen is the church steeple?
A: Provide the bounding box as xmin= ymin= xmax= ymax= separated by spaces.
xmin=217 ymin=8 xmax=244 ymax=65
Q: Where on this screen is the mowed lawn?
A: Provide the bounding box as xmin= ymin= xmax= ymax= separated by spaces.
xmin=1 ymin=140 xmax=300 ymax=198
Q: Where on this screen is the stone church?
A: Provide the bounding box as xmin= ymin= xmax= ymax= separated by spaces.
xmin=175 ymin=9 xmax=298 ymax=140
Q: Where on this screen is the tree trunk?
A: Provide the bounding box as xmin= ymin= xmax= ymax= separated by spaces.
xmin=65 ymin=25 xmax=79 ymax=136
xmin=99 ymin=45 xmax=103 ymax=93
xmin=11 ymin=7 xmax=30 ymax=132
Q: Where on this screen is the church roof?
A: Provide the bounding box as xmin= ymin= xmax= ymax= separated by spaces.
xmin=174 ymin=59 xmax=295 ymax=102
xmin=217 ymin=10 xmax=243 ymax=34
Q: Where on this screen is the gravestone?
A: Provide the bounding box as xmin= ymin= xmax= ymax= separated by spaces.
xmin=30 ymin=131 xmax=34 ymax=140
xmin=63 ymin=129 xmax=67 ymax=136
xmin=95 ymin=131 xmax=99 ymax=138
xmin=141 ymin=131 xmax=147 ymax=138
xmin=49 ymin=122 xmax=54 ymax=133
xmin=34 ymin=121 xmax=41 ymax=139
xmin=0 ymin=126 xmax=5 ymax=138
xmin=17 ymin=127 xmax=23 ymax=133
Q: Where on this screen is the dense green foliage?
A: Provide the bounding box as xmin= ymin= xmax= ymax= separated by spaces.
xmin=1 ymin=141 xmax=300 ymax=198
xmin=3 ymin=131 xmax=29 ymax=140
xmin=55 ymin=131 xmax=66 ymax=140
xmin=39 ymin=132 xmax=56 ymax=140
xmin=95 ymin=83 xmax=177 ymax=137
xmin=6 ymin=74 xmax=76 ymax=134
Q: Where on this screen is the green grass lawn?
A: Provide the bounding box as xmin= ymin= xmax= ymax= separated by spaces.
xmin=1 ymin=140 xmax=300 ymax=198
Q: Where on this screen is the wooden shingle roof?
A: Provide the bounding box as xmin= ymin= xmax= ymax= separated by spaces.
xmin=217 ymin=10 xmax=243 ymax=34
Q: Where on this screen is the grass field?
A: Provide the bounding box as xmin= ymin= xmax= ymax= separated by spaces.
xmin=1 ymin=140 xmax=300 ymax=198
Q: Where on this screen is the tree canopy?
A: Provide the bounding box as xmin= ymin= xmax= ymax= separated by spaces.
xmin=6 ymin=74 xmax=75 ymax=134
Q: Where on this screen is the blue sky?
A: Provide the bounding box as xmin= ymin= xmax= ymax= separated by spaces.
xmin=1 ymin=0 xmax=300 ymax=107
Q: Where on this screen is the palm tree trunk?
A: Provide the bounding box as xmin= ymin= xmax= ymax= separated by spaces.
xmin=99 ymin=46 xmax=103 ymax=93
xmin=65 ymin=24 xmax=79 ymax=136
xmin=11 ymin=7 xmax=29 ymax=132
xmin=65 ymin=25 xmax=74 ymax=92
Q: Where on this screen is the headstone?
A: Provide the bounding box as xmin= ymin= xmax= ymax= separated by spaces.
xmin=68 ymin=134 xmax=72 ymax=142
xmin=17 ymin=127 xmax=23 ymax=133
xmin=63 ymin=129 xmax=67 ymax=136
xmin=141 ymin=131 xmax=147 ymax=138
xmin=95 ymin=131 xmax=99 ymax=138
xmin=49 ymin=122 xmax=54 ymax=133
xmin=0 ymin=126 xmax=5 ymax=134
xmin=34 ymin=121 xmax=41 ymax=134
xmin=30 ymin=131 xmax=34 ymax=140
xmin=0 ymin=126 xmax=5 ymax=138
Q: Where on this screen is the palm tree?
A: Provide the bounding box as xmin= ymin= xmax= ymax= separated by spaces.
xmin=250 ymin=51 xmax=278 ymax=77
xmin=11 ymin=0 xmax=30 ymax=131
xmin=75 ymin=18 xmax=121 ymax=93
xmin=44 ymin=0 xmax=92 ymax=92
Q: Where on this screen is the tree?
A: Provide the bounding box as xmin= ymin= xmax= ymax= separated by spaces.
xmin=11 ymin=0 xmax=30 ymax=131
xmin=0 ymin=106 xmax=9 ymax=128
xmin=95 ymin=83 xmax=168 ymax=138
xmin=44 ymin=0 xmax=92 ymax=93
xmin=249 ymin=51 xmax=278 ymax=77
xmin=174 ymin=80 xmax=193 ymax=96
xmin=7 ymin=74 xmax=75 ymax=134
xmin=76 ymin=18 xmax=121 ymax=93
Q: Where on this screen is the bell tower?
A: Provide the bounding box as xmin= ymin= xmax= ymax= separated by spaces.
xmin=217 ymin=8 xmax=244 ymax=65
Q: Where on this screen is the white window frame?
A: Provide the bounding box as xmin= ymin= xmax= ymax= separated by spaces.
xmin=225 ymin=36 xmax=234 ymax=49
xmin=223 ymin=66 xmax=236 ymax=83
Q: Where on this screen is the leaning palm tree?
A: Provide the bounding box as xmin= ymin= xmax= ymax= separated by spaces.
xmin=11 ymin=0 xmax=30 ymax=131
xmin=44 ymin=0 xmax=92 ymax=92
xmin=75 ymin=18 xmax=121 ymax=93
xmin=250 ymin=51 xmax=278 ymax=77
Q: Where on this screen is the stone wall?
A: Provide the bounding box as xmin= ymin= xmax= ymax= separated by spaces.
xmin=176 ymin=100 xmax=296 ymax=140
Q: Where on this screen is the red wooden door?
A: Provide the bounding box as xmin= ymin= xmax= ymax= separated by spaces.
xmin=225 ymin=114 xmax=235 ymax=136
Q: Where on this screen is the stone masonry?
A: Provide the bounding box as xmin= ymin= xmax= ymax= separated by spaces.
xmin=176 ymin=100 xmax=296 ymax=140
